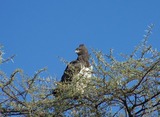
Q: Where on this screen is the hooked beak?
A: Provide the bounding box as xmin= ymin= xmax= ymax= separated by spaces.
xmin=75 ymin=49 xmax=80 ymax=53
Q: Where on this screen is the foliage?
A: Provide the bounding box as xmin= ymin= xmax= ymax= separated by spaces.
xmin=0 ymin=25 xmax=159 ymax=117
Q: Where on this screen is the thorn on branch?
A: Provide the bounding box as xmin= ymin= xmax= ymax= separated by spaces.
xmin=3 ymin=69 xmax=22 ymax=87
xmin=2 ymin=54 xmax=16 ymax=64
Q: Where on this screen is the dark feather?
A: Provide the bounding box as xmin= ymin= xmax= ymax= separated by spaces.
xmin=61 ymin=60 xmax=82 ymax=82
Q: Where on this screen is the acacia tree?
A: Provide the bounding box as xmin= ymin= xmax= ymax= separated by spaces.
xmin=0 ymin=25 xmax=159 ymax=117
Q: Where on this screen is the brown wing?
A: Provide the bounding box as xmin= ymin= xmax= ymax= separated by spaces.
xmin=61 ymin=60 xmax=82 ymax=82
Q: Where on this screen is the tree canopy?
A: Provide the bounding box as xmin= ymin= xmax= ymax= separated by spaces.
xmin=0 ymin=25 xmax=159 ymax=117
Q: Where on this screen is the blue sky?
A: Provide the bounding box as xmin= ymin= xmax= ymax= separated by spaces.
xmin=0 ymin=1 xmax=160 ymax=80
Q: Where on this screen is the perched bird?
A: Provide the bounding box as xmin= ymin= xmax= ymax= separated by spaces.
xmin=53 ymin=44 xmax=92 ymax=96
xmin=61 ymin=44 xmax=91 ymax=82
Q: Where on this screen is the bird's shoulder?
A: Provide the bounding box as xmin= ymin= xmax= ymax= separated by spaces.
xmin=60 ymin=60 xmax=82 ymax=82
xmin=67 ymin=60 xmax=83 ymax=69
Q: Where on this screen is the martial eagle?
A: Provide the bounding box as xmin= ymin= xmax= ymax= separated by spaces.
xmin=53 ymin=44 xmax=92 ymax=96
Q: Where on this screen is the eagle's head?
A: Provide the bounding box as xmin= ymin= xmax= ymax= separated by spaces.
xmin=75 ymin=44 xmax=88 ymax=56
